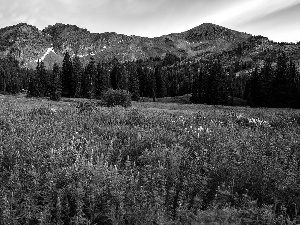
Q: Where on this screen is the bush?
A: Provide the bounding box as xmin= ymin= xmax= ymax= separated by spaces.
xmin=50 ymin=89 xmax=62 ymax=101
xmin=76 ymin=101 xmax=97 ymax=113
xmin=102 ymin=89 xmax=132 ymax=107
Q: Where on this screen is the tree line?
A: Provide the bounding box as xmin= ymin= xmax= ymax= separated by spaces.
xmin=1 ymin=51 xmax=300 ymax=108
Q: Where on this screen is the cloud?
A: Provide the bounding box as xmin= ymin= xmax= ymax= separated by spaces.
xmin=235 ymin=1 xmax=300 ymax=42
xmin=0 ymin=0 xmax=299 ymax=42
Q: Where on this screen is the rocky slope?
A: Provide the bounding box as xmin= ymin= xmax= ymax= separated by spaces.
xmin=0 ymin=22 xmax=299 ymax=69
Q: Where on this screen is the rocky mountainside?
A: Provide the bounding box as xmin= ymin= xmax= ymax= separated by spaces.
xmin=0 ymin=23 xmax=52 ymax=67
xmin=0 ymin=22 xmax=300 ymax=69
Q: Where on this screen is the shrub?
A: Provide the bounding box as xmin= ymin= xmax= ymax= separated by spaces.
xmin=50 ymin=89 xmax=62 ymax=101
xmin=76 ymin=101 xmax=97 ymax=113
xmin=102 ymin=89 xmax=132 ymax=108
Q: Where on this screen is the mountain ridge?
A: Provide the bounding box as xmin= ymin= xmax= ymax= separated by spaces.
xmin=0 ymin=22 xmax=299 ymax=69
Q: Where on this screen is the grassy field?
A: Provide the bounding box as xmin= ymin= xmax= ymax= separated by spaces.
xmin=1 ymin=94 xmax=300 ymax=224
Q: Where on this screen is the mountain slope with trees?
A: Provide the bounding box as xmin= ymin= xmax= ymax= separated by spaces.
xmin=1 ymin=22 xmax=300 ymax=109
xmin=2 ymin=22 xmax=299 ymax=69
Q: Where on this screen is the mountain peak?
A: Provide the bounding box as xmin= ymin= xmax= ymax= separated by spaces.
xmin=182 ymin=22 xmax=250 ymax=42
xmin=1 ymin=22 xmax=299 ymax=69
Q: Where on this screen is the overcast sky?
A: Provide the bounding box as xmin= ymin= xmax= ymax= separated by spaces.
xmin=0 ymin=0 xmax=299 ymax=42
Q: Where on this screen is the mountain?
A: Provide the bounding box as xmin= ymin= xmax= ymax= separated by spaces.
xmin=0 ymin=22 xmax=300 ymax=69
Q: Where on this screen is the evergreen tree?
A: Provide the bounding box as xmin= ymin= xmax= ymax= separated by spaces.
xmin=96 ymin=62 xmax=110 ymax=95
xmin=286 ymin=60 xmax=299 ymax=108
xmin=83 ymin=57 xmax=97 ymax=99
xmin=110 ymin=62 xmax=122 ymax=90
xmin=73 ymin=56 xmax=83 ymax=98
xmin=127 ymin=63 xmax=140 ymax=101
xmin=191 ymin=67 xmax=202 ymax=103
xmin=144 ymin=67 xmax=156 ymax=101
xmin=27 ymin=61 xmax=41 ymax=97
xmin=207 ymin=61 xmax=228 ymax=105
xmin=50 ymin=63 xmax=62 ymax=101
xmin=61 ymin=52 xmax=74 ymax=97
xmin=248 ymin=67 xmax=260 ymax=106
xmin=38 ymin=61 xmax=49 ymax=97
xmin=259 ymin=60 xmax=274 ymax=107
xmin=137 ymin=66 xmax=146 ymax=99
xmin=155 ymin=66 xmax=167 ymax=98
xmin=272 ymin=53 xmax=289 ymax=107
xmin=227 ymin=68 xmax=235 ymax=105
xmin=0 ymin=55 xmax=28 ymax=94
xmin=120 ymin=65 xmax=129 ymax=91
xmin=169 ymin=68 xmax=178 ymax=97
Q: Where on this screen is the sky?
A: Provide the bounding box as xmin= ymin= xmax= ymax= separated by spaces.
xmin=0 ymin=0 xmax=299 ymax=43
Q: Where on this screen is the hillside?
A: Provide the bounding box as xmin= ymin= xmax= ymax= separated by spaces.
xmin=0 ymin=22 xmax=300 ymax=69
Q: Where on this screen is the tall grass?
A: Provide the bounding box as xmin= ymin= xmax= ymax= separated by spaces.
xmin=0 ymin=96 xmax=300 ymax=224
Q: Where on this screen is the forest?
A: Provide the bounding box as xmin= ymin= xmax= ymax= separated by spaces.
xmin=1 ymin=51 xmax=300 ymax=109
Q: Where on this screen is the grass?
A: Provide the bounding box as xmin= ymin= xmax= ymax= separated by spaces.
xmin=1 ymin=94 xmax=300 ymax=224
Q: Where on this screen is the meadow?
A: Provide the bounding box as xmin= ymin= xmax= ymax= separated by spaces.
xmin=1 ymin=94 xmax=300 ymax=224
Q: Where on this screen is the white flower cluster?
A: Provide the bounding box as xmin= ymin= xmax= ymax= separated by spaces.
xmin=178 ymin=115 xmax=185 ymax=124
xmin=248 ymin=117 xmax=270 ymax=127
xmin=236 ymin=113 xmax=270 ymax=128
xmin=184 ymin=125 xmax=211 ymax=138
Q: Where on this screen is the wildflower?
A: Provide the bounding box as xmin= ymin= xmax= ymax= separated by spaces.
xmin=236 ymin=113 xmax=244 ymax=119
xmin=198 ymin=126 xmax=204 ymax=132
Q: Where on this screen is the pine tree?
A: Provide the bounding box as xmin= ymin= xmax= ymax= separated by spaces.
xmin=155 ymin=66 xmax=167 ymax=98
xmin=27 ymin=61 xmax=41 ymax=97
xmin=0 ymin=56 xmax=22 ymax=94
xmin=83 ymin=57 xmax=97 ymax=99
xmin=62 ymin=52 xmax=74 ymax=97
xmin=137 ymin=66 xmax=146 ymax=99
xmin=128 ymin=63 xmax=140 ymax=101
xmin=96 ymin=63 xmax=110 ymax=96
xmin=248 ymin=67 xmax=259 ymax=106
xmin=119 ymin=65 xmax=129 ymax=91
xmin=259 ymin=60 xmax=274 ymax=107
xmin=50 ymin=63 xmax=62 ymax=101
xmin=272 ymin=52 xmax=288 ymax=107
xmin=38 ymin=61 xmax=49 ymax=97
xmin=144 ymin=67 xmax=156 ymax=101
xmin=207 ymin=61 xmax=228 ymax=105
xmin=191 ymin=66 xmax=201 ymax=103
xmin=73 ymin=56 xmax=83 ymax=98
xmin=110 ymin=63 xmax=122 ymax=90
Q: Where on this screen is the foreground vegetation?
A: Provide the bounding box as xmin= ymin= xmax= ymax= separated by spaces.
xmin=1 ymin=95 xmax=300 ymax=224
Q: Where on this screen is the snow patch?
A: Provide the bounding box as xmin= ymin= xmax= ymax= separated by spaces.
xmin=35 ymin=47 xmax=55 ymax=62
xmin=77 ymin=52 xmax=96 ymax=58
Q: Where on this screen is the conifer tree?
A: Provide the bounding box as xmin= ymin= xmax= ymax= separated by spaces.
xmin=110 ymin=63 xmax=122 ymax=90
xmin=137 ymin=66 xmax=146 ymax=99
xmin=96 ymin=63 xmax=110 ymax=96
xmin=248 ymin=67 xmax=259 ymax=106
xmin=259 ymin=60 xmax=273 ymax=107
xmin=119 ymin=65 xmax=129 ymax=90
xmin=73 ymin=56 xmax=83 ymax=98
xmin=286 ymin=60 xmax=298 ymax=108
xmin=155 ymin=66 xmax=167 ymax=98
xmin=50 ymin=63 xmax=62 ymax=101
xmin=128 ymin=63 xmax=140 ymax=101
xmin=61 ymin=52 xmax=74 ymax=97
xmin=38 ymin=61 xmax=49 ymax=97
xmin=84 ymin=57 xmax=97 ymax=99
xmin=272 ymin=52 xmax=288 ymax=107
xmin=191 ymin=66 xmax=208 ymax=104
xmin=206 ymin=61 xmax=228 ymax=105
xmin=27 ymin=60 xmax=41 ymax=97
